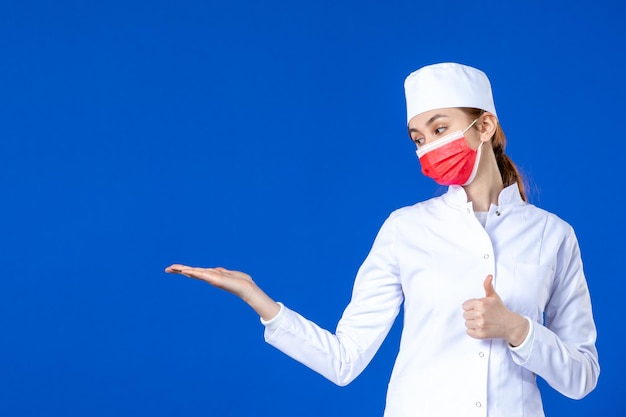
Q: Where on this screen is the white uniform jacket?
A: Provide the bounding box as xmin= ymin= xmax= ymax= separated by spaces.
xmin=263 ymin=184 xmax=599 ymax=417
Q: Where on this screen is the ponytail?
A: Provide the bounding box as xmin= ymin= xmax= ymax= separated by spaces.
xmin=491 ymin=125 xmax=527 ymax=201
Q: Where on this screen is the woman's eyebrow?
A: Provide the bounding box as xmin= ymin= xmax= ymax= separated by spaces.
xmin=408 ymin=114 xmax=448 ymax=134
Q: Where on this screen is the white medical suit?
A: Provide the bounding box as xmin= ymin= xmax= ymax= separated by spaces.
xmin=262 ymin=183 xmax=599 ymax=417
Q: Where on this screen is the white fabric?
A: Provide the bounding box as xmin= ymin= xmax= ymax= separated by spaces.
xmin=260 ymin=302 xmax=285 ymax=330
xmin=474 ymin=210 xmax=488 ymax=227
xmin=263 ymin=183 xmax=599 ymax=417
xmin=404 ymin=62 xmax=498 ymax=124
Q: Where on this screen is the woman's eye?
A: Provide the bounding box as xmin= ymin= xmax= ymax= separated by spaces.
xmin=414 ymin=137 xmax=425 ymax=146
xmin=435 ymin=126 xmax=446 ymax=135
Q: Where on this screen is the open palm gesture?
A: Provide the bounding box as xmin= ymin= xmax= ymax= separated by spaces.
xmin=165 ymin=264 xmax=280 ymax=321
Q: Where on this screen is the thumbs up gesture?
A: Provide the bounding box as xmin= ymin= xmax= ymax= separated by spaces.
xmin=462 ymin=275 xmax=529 ymax=347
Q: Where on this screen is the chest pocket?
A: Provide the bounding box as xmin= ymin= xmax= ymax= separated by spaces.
xmin=512 ymin=263 xmax=555 ymax=321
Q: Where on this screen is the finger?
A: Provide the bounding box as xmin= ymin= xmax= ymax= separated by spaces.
xmin=463 ymin=310 xmax=476 ymax=320
xmin=462 ymin=299 xmax=478 ymax=311
xmin=166 ymin=265 xmax=214 ymax=282
xmin=177 ymin=267 xmax=210 ymax=279
xmin=179 ymin=267 xmax=229 ymax=285
xmin=467 ymin=328 xmax=488 ymax=340
xmin=483 ymin=274 xmax=497 ymax=298
xmin=165 ymin=264 xmax=191 ymax=274
xmin=465 ymin=320 xmax=476 ymax=330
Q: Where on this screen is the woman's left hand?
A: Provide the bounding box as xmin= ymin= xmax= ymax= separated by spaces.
xmin=462 ymin=275 xmax=529 ymax=347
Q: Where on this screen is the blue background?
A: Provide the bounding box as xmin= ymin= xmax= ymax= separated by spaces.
xmin=1 ymin=0 xmax=624 ymax=416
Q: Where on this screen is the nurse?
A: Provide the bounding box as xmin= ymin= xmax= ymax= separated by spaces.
xmin=166 ymin=62 xmax=599 ymax=417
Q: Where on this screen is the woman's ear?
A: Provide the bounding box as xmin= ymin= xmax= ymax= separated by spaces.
xmin=478 ymin=113 xmax=498 ymax=142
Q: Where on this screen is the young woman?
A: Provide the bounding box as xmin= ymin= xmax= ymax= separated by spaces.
xmin=166 ymin=62 xmax=599 ymax=417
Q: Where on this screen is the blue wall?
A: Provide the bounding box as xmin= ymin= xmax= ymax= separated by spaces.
xmin=1 ymin=1 xmax=623 ymax=415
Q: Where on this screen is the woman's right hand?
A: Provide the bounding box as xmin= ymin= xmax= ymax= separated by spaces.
xmin=165 ymin=264 xmax=255 ymax=297
xmin=165 ymin=264 xmax=281 ymax=321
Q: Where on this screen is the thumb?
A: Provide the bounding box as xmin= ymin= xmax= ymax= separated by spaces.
xmin=483 ymin=274 xmax=498 ymax=298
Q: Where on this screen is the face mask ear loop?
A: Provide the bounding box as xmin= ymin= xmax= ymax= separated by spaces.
xmin=462 ymin=141 xmax=484 ymax=186
xmin=462 ymin=118 xmax=480 ymax=134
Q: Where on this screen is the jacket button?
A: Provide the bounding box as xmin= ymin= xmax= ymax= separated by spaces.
xmin=479 ymin=352 xmax=485 ymax=358
xmin=475 ymin=402 xmax=482 ymax=408
xmin=496 ymin=210 xmax=501 ymax=216
xmin=483 ymin=254 xmax=489 ymax=259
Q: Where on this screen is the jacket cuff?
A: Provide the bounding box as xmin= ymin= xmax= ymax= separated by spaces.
xmin=260 ymin=302 xmax=285 ymax=330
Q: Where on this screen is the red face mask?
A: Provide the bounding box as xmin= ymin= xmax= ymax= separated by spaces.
xmin=415 ymin=119 xmax=481 ymax=186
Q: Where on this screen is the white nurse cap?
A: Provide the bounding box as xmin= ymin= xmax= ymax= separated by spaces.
xmin=404 ymin=62 xmax=498 ymax=125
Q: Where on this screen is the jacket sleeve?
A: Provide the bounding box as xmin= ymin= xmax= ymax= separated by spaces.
xmin=510 ymin=226 xmax=600 ymax=399
xmin=263 ymin=214 xmax=404 ymax=386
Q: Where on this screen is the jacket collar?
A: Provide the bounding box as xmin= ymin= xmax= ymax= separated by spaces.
xmin=442 ymin=183 xmax=525 ymax=210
